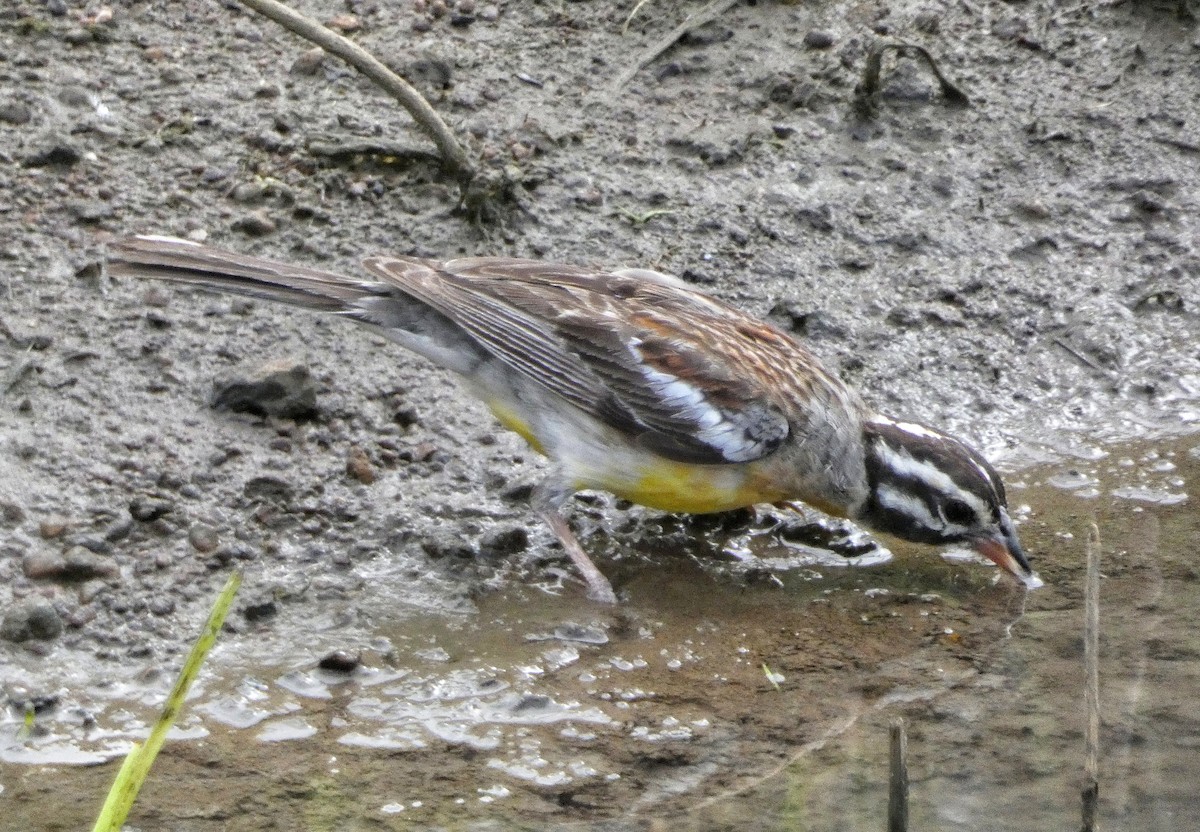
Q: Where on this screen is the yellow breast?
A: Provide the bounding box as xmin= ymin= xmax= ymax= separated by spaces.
xmin=601 ymin=458 xmax=784 ymax=513
xmin=486 ymin=397 xmax=789 ymax=514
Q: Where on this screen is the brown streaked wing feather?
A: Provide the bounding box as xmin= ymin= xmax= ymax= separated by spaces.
xmin=362 ymin=256 xmax=811 ymax=465
xmin=363 ymin=256 xmax=607 ymax=415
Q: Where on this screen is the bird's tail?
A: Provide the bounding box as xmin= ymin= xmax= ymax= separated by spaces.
xmin=108 ymin=235 xmax=489 ymax=376
xmin=108 ymin=235 xmax=374 ymax=312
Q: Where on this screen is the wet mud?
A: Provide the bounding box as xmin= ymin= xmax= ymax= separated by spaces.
xmin=2 ymin=0 xmax=1199 ymax=829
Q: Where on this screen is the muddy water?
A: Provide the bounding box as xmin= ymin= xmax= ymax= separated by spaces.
xmin=4 ymin=435 xmax=1198 ymax=831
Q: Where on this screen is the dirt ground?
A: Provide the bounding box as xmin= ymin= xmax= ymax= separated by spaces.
xmin=2 ymin=0 xmax=1199 ymax=828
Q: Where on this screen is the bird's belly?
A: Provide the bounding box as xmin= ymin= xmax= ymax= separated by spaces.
xmin=595 ymin=459 xmax=777 ymax=514
xmin=484 ymin=394 xmax=784 ymax=513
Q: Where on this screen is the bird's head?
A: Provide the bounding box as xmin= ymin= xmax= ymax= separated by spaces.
xmin=856 ymin=416 xmax=1038 ymax=587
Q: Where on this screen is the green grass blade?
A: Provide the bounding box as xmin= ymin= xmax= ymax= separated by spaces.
xmin=92 ymin=570 xmax=243 ymax=832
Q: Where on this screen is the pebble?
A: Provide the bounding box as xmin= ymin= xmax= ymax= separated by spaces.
xmin=79 ymin=579 xmax=109 ymax=603
xmin=291 ymin=47 xmax=325 ymax=76
xmin=75 ymin=536 xmax=112 ymax=555
xmin=479 ymin=525 xmax=529 ymax=559
xmin=210 ymin=360 xmax=317 ymax=419
xmin=103 ymin=516 xmax=134 ymax=542
xmin=63 ymin=546 xmax=120 ymax=580
xmin=188 ymin=523 xmax=220 ymax=553
xmin=325 ymin=13 xmax=360 ymax=32
xmin=0 ymin=501 xmax=25 ymax=526
xmin=231 ymin=210 xmax=277 ymax=237
xmin=242 ymin=597 xmax=279 ymax=622
xmin=318 ymin=650 xmax=361 ymax=672
xmin=243 ymin=476 xmax=294 ymax=504
xmin=0 ymin=101 xmax=32 ymax=125
xmin=24 ymin=137 xmax=81 ymax=167
xmin=23 ymin=550 xmax=67 ymax=579
xmin=39 ymin=519 xmax=69 ymax=539
xmin=230 ymin=181 xmax=268 ymax=203
xmin=129 ymin=498 xmax=172 ymax=522
xmin=1 ymin=599 xmax=64 ymax=642
xmin=421 ymin=530 xmax=476 ymax=560
xmin=346 ymin=447 xmax=377 ymax=484
xmin=803 ymin=30 xmax=835 ymax=49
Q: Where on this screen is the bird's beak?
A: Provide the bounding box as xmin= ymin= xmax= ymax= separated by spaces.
xmin=974 ymin=509 xmax=1042 ymax=589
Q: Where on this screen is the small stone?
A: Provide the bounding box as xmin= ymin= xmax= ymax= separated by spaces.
xmin=501 ymin=481 xmax=535 ymax=503
xmin=67 ymin=200 xmax=113 ymax=224
xmin=242 ymin=597 xmax=278 ymax=622
xmin=421 ymin=531 xmax=476 ymax=560
xmin=39 ymin=519 xmax=69 ymax=539
xmin=79 ymin=579 xmax=109 ymax=603
xmin=231 ymin=210 xmax=277 ymax=237
xmin=0 ymin=101 xmax=32 ymax=125
xmin=201 ymin=165 xmax=233 ymax=183
xmin=1 ymin=600 xmax=64 ymax=642
xmin=129 ymin=498 xmax=172 ymax=523
xmin=325 ymin=13 xmax=360 ymax=32
xmin=291 ymin=47 xmax=325 ymax=75
xmin=24 ymin=138 xmax=81 ymax=167
xmin=230 ymin=181 xmax=267 ymax=203
xmin=887 ymin=304 xmax=926 ymax=329
xmin=149 ymin=597 xmax=175 ymax=616
xmin=63 ymin=28 xmax=95 ymax=46
xmin=913 ymin=10 xmax=941 ymax=34
xmin=243 ymin=476 xmax=294 ymax=504
xmin=346 ymin=447 xmax=376 ymax=484
xmin=479 ymin=526 xmax=529 ymax=558
xmin=318 ymin=650 xmax=361 ymax=672
xmin=188 ymin=523 xmax=220 ymax=553
xmin=23 ymin=550 xmax=67 ymax=579
xmin=211 ymin=360 xmax=317 ymax=419
xmin=63 ymin=546 xmax=120 ymax=580
xmin=803 ymin=30 xmax=835 ymax=49
xmin=103 ymin=516 xmax=134 ymax=542
xmin=75 ymin=536 xmax=111 ymax=555
xmin=400 ymin=441 xmax=440 ymax=463
xmin=0 ymin=501 xmax=25 ymax=526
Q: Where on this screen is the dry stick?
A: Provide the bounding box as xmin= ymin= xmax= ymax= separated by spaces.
xmin=235 ymin=0 xmax=474 ymax=188
xmin=1053 ymin=337 xmax=1113 ymax=377
xmin=1081 ymin=523 xmax=1101 ymax=832
xmin=854 ymin=41 xmax=969 ymax=119
xmin=888 ymin=719 xmax=909 ymax=832
xmin=610 ymin=0 xmax=742 ymax=91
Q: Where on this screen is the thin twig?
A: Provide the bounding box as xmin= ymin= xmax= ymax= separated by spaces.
xmin=1081 ymin=523 xmax=1101 ymax=832
xmin=889 ymin=719 xmax=909 ymax=832
xmin=1052 ymin=337 xmax=1113 ymax=376
xmin=622 ymin=0 xmax=655 ymax=34
xmin=610 ymin=0 xmax=742 ymax=91
xmin=854 ymin=41 xmax=969 ymax=120
xmin=235 ymin=0 xmax=474 ymax=189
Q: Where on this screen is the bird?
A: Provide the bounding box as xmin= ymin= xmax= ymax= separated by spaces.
xmin=108 ymin=235 xmax=1038 ymax=603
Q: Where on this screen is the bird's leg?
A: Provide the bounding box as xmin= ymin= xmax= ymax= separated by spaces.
xmin=532 ymin=478 xmax=618 ymax=604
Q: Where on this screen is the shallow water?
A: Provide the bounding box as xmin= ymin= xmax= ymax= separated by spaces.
xmin=3 ymin=435 xmax=1198 ymax=830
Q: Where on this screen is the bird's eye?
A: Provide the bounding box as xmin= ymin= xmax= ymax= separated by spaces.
xmin=943 ymin=499 xmax=976 ymax=526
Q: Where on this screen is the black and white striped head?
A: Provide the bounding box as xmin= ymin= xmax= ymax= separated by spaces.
xmin=856 ymin=417 xmax=1035 ymax=585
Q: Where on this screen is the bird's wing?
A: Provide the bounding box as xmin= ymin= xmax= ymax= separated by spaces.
xmin=361 ymin=256 xmax=805 ymax=465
